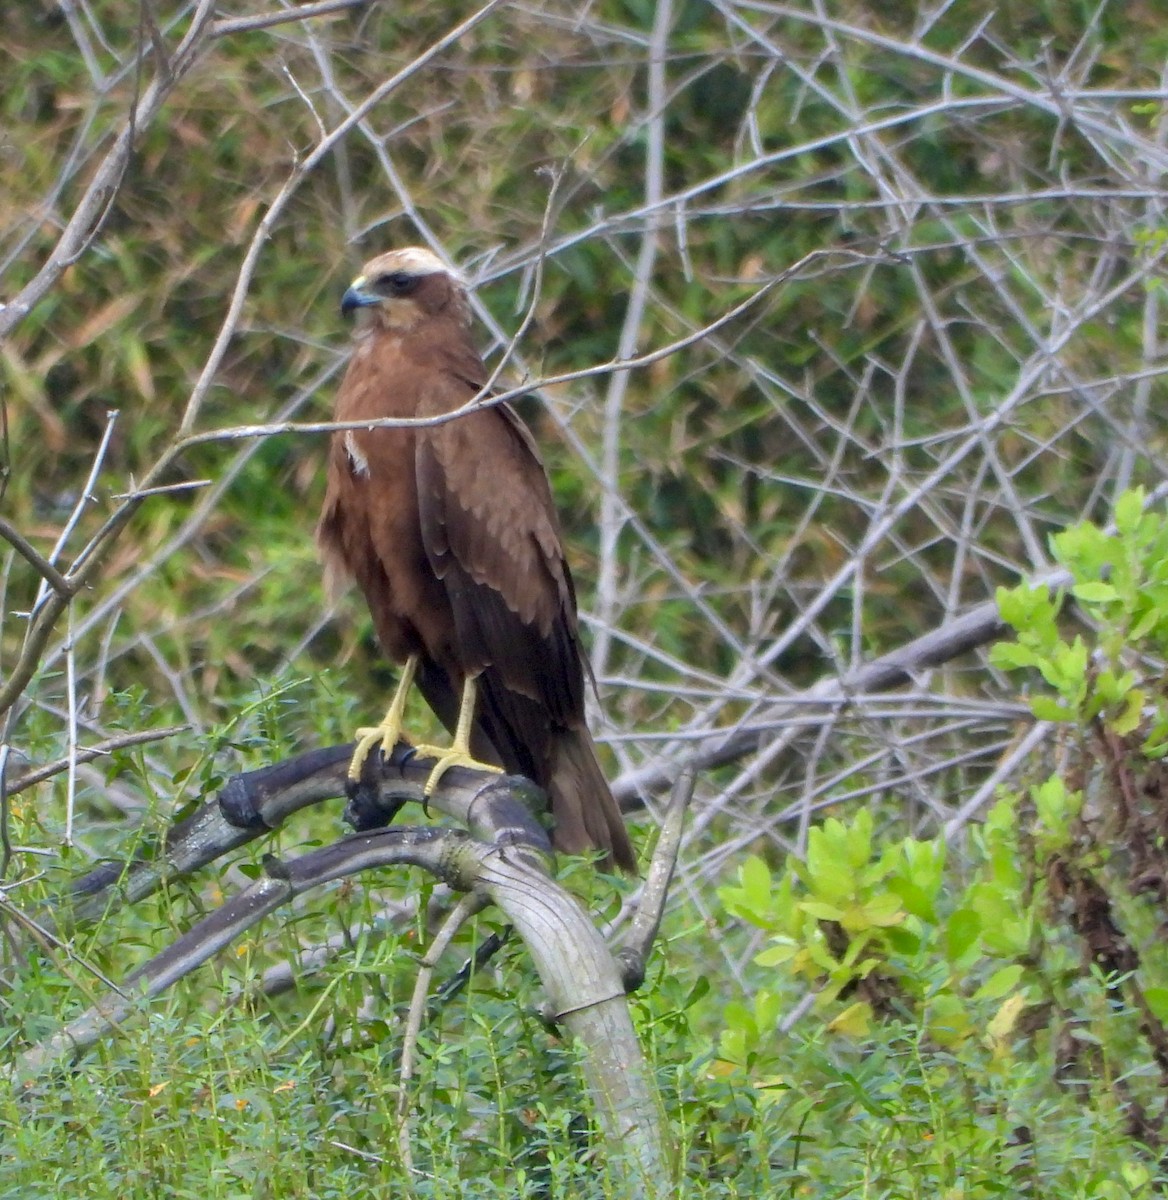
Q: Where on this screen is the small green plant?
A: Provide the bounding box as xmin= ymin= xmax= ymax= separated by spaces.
xmin=716 ymin=800 xmax=1036 ymax=1068
xmin=713 ymin=491 xmax=1168 ymax=1194
xmin=991 ymin=486 xmax=1168 ymax=750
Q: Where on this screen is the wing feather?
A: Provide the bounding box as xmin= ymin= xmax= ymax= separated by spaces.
xmin=416 ymin=386 xmax=586 ymax=726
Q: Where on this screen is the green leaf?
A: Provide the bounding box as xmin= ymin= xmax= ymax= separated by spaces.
xmin=800 ymin=899 xmax=847 ymax=922
xmin=1110 ymin=687 xmax=1145 ymax=736
xmin=1072 ymin=580 xmax=1118 ymax=604
xmin=828 ymin=1002 xmax=871 ymax=1037
xmin=850 ymin=893 xmax=905 ymax=930
xmin=927 ymin=993 xmax=973 ymax=1047
xmin=845 ymin=809 xmax=874 ymax=869
xmin=1030 ymin=696 xmax=1075 ymax=722
xmin=995 ymin=584 xmax=1024 ymax=630
xmin=1121 ymin=1161 xmax=1152 ymax=1192
xmin=722 ymin=999 xmax=755 ymax=1035
xmin=755 ymin=938 xmax=799 ymax=967
xmin=719 ymin=855 xmax=779 ymax=927
xmin=1144 ymin=986 xmax=1168 ymax=1024
xmin=945 ymin=908 xmax=982 ymax=962
xmin=755 ymin=989 xmax=783 ymax=1030
xmin=684 ymin=976 xmax=711 ymax=1009
xmin=1115 ymin=487 xmax=1146 ymax=536
xmin=985 ymin=991 xmax=1027 ymax=1047
xmin=890 ymin=878 xmax=937 ymax=923
xmin=804 ymin=937 xmax=843 ymax=973
xmin=884 ymin=925 xmax=922 ymax=956
xmin=1033 ymin=775 xmax=1072 ymax=827
xmin=988 ymin=642 xmax=1041 ymax=671
xmin=1131 ymin=607 xmax=1162 ymax=641
xmin=973 ymin=963 xmax=1024 ymax=1001
xmin=1053 ymin=521 xmax=1114 ymax=577
xmin=741 ymin=855 xmax=772 ymax=911
xmin=805 ymin=826 xmax=855 ymax=903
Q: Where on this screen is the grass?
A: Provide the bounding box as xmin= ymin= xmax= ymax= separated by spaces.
xmin=5 ymin=946 xmax=1164 ymax=1198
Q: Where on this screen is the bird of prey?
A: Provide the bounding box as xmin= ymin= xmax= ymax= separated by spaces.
xmin=316 ymin=247 xmax=635 ymax=873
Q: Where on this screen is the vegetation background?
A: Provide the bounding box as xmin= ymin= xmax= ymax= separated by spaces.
xmin=3 ymin=0 xmax=1168 ymax=1195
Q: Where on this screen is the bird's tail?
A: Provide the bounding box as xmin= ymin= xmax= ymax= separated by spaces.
xmin=548 ymin=729 xmax=637 ymax=874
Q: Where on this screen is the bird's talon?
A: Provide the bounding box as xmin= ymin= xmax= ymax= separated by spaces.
xmin=412 ymin=746 xmax=504 ymax=798
xmin=347 ymin=726 xmax=412 ymax=782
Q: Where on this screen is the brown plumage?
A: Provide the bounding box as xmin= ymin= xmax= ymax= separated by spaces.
xmin=316 ymin=247 xmax=635 ymax=873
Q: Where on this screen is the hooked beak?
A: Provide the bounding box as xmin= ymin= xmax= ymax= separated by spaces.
xmin=340 ymin=276 xmax=379 ymax=316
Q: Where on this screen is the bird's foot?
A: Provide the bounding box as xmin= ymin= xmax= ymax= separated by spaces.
xmin=348 ymin=720 xmax=411 ymax=783
xmin=348 ymin=655 xmax=421 ymax=784
xmin=412 ymin=740 xmax=503 ymax=797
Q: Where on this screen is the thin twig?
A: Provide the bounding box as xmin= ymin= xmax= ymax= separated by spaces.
xmin=592 ymin=0 xmax=672 ymax=678
xmin=0 ymin=519 xmax=73 ymax=597
xmin=396 ymin=892 xmax=486 ymax=1174
xmin=209 ymin=0 xmax=369 ymax=38
xmin=5 ymin=724 xmax=189 ymax=797
xmin=617 ymin=766 xmax=693 ymax=991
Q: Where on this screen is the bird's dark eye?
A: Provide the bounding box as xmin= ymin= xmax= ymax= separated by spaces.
xmin=376 ymin=271 xmax=416 ymax=296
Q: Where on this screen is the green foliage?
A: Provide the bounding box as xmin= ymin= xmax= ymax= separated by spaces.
xmin=710 ymin=490 xmax=1168 ymax=1194
xmin=712 ymin=795 xmax=1167 ymax=1193
xmin=718 ymin=811 xmax=1023 ymax=1063
xmin=993 ymin=488 xmax=1168 ymax=750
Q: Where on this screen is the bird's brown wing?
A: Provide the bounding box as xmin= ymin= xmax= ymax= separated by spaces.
xmin=415 ymin=383 xmax=634 ymax=870
xmin=415 ymin=392 xmax=586 ymax=735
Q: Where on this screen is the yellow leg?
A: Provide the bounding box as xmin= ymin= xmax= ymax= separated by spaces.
xmin=348 ymin=654 xmax=419 ymax=782
xmin=412 ymin=675 xmax=503 ymax=796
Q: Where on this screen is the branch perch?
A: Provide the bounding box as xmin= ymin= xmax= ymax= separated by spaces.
xmin=19 ymin=749 xmax=674 ymax=1192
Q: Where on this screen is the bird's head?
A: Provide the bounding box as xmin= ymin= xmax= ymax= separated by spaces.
xmin=341 ymin=247 xmax=470 ymax=331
